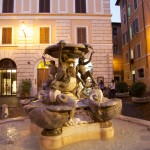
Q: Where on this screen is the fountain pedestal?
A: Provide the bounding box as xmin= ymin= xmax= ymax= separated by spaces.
xmin=40 ymin=123 xmax=114 ymax=150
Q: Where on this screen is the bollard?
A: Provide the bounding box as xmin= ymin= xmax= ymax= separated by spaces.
xmin=1 ymin=104 xmax=9 ymax=119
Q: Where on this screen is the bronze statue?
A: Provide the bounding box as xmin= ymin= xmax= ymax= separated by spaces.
xmin=42 ymin=55 xmax=57 ymax=80
xmin=56 ymin=40 xmax=75 ymax=83
xmin=76 ymin=51 xmax=96 ymax=87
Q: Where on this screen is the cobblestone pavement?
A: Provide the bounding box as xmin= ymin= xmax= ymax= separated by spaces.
xmin=0 ymin=118 xmax=149 ymax=150
xmin=121 ymin=97 xmax=150 ymax=121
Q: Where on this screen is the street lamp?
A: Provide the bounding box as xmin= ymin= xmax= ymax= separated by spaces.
xmin=21 ymin=22 xmax=26 ymax=38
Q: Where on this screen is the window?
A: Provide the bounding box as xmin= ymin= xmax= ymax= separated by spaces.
xmin=122 ymin=33 xmax=126 ymax=45
xmin=130 ymin=49 xmax=134 ymax=59
xmin=125 ymin=52 xmax=129 ymax=63
xmin=122 ymin=0 xmax=126 ymax=8
xmin=75 ymin=0 xmax=86 ymax=13
xmin=113 ymin=27 xmax=117 ymax=36
xmin=39 ymin=0 xmax=50 ymax=13
xmin=125 ymin=31 xmax=129 ymax=43
xmin=137 ymin=44 xmax=141 ymax=58
xmin=122 ymin=31 xmax=128 ymax=45
xmin=129 ymin=26 xmax=132 ymax=39
xmin=40 ymin=27 xmax=49 ymax=44
xmin=132 ymin=18 xmax=139 ymax=37
xmin=123 ymin=13 xmax=127 ymax=25
xmin=138 ymin=68 xmax=144 ymax=78
xmin=77 ymin=27 xmax=87 ymax=43
xmin=2 ymin=0 xmax=14 ymax=13
xmin=128 ymin=5 xmax=131 ymax=18
xmin=134 ymin=0 xmax=138 ymax=10
xmin=2 ymin=28 xmax=12 ymax=44
xmin=113 ymin=45 xmax=118 ymax=54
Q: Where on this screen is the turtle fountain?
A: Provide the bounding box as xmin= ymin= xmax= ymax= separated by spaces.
xmin=20 ymin=40 xmax=122 ymax=150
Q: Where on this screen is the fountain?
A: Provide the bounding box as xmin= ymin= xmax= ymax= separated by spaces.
xmin=20 ymin=40 xmax=122 ymax=150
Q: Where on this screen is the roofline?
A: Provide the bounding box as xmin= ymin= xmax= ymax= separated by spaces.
xmin=112 ymin=22 xmax=121 ymax=25
xmin=116 ymin=0 xmax=120 ymax=5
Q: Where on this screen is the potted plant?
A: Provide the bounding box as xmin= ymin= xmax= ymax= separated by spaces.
xmin=130 ymin=82 xmax=150 ymax=103
xmin=18 ymin=78 xmax=32 ymax=97
xmin=115 ymin=81 xmax=129 ymax=98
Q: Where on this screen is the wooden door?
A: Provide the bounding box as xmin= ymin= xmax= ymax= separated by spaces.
xmin=37 ymin=69 xmax=49 ymax=91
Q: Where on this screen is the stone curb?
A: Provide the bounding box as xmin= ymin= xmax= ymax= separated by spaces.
xmin=0 ymin=116 xmax=28 ymax=124
xmin=117 ymin=115 xmax=150 ymax=127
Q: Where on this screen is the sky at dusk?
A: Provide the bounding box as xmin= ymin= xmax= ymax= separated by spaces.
xmin=110 ymin=0 xmax=121 ymax=23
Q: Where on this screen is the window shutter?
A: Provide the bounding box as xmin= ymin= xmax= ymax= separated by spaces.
xmin=40 ymin=28 xmax=45 ymax=43
xmin=77 ymin=28 xmax=81 ymax=43
xmin=82 ymin=28 xmax=86 ymax=43
xmin=2 ymin=28 xmax=12 ymax=44
xmin=2 ymin=28 xmax=6 ymax=44
xmin=7 ymin=28 xmax=12 ymax=44
xmin=77 ymin=27 xmax=86 ymax=43
xmin=40 ymin=27 xmax=49 ymax=44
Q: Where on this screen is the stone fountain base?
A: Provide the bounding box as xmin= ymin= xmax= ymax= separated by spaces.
xmin=39 ymin=123 xmax=114 ymax=150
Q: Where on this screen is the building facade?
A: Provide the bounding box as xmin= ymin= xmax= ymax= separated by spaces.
xmin=112 ymin=22 xmax=123 ymax=81
xmin=0 ymin=0 xmax=113 ymax=96
xmin=116 ymin=0 xmax=150 ymax=91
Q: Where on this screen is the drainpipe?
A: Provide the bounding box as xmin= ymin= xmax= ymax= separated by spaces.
xmin=142 ymin=0 xmax=148 ymax=68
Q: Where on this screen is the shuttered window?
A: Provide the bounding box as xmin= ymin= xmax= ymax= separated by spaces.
xmin=77 ymin=27 xmax=87 ymax=43
xmin=2 ymin=0 xmax=14 ymax=13
xmin=75 ymin=0 xmax=86 ymax=13
xmin=39 ymin=0 xmax=50 ymax=13
xmin=40 ymin=27 xmax=49 ymax=44
xmin=2 ymin=28 xmax=12 ymax=44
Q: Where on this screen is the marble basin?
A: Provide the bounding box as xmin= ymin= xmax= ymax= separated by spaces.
xmin=89 ymin=98 xmax=122 ymax=122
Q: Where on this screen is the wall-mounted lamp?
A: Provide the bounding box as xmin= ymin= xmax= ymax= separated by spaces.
xmin=21 ymin=22 xmax=26 ymax=38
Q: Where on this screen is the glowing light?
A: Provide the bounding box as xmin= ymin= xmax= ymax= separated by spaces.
xmin=21 ymin=22 xmax=26 ymax=30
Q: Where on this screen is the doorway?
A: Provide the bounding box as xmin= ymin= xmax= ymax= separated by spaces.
xmin=37 ymin=61 xmax=49 ymax=91
xmin=0 ymin=59 xmax=17 ymax=96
